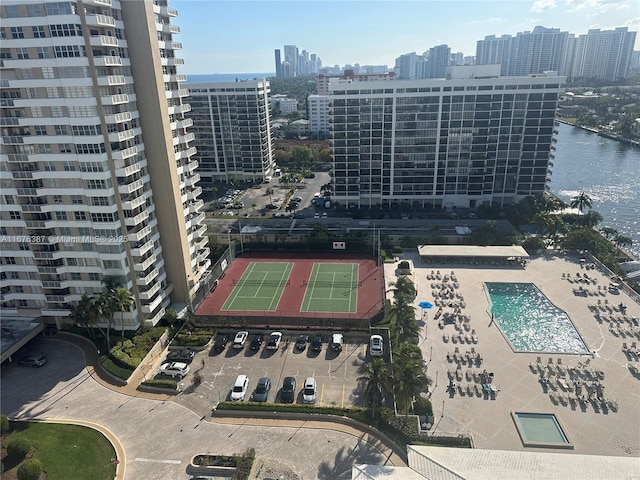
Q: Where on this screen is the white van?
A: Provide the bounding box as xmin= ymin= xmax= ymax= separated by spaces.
xmin=331 ymin=333 xmax=343 ymax=352
xmin=230 ymin=374 xmax=249 ymax=401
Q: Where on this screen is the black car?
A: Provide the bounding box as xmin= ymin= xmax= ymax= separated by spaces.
xmin=280 ymin=376 xmax=296 ymax=403
xmin=166 ymin=348 xmax=196 ymax=363
xmin=250 ymin=334 xmax=264 ymax=351
xmin=213 ymin=334 xmax=230 ymax=353
xmin=311 ymin=335 xmax=323 ymax=352
xmin=295 ymin=335 xmax=309 ymax=351
xmin=252 ymin=377 xmax=271 ymax=402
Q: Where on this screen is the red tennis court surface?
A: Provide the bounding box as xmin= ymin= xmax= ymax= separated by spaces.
xmin=195 ymin=253 xmax=385 ymax=329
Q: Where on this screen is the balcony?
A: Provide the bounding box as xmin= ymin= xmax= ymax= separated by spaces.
xmin=134 ymin=253 xmax=157 ymax=271
xmin=85 ymin=14 xmax=116 ymax=27
xmin=165 ymin=73 xmax=187 ymax=83
xmin=94 ymin=55 xmax=122 ymax=68
xmin=109 ymin=128 xmax=135 ymax=143
xmin=165 ymin=57 xmax=185 ymax=66
xmin=176 ymin=118 xmax=193 ymax=129
xmin=136 ymin=268 xmax=159 ymax=287
xmin=160 ymin=23 xmax=180 ymax=34
xmin=115 ymin=162 xmax=141 ymax=178
xmin=138 ymin=282 xmax=161 ymax=300
xmin=97 ymin=75 xmax=126 ymax=86
xmin=112 ymin=146 xmax=138 ymax=161
xmin=104 ymin=111 xmax=131 ymax=124
xmin=124 ymin=209 xmax=149 ymax=227
xmin=184 ymin=159 xmax=198 ymax=172
xmin=2 ymin=136 xmax=23 ymax=144
xmin=0 ymin=118 xmax=19 ymax=126
xmin=102 ymin=93 xmax=129 ymax=105
xmin=118 ymin=178 xmax=144 ymax=195
xmin=169 ymin=41 xmax=183 ymax=50
xmin=187 ymin=186 xmax=202 ymax=201
xmin=130 ymin=239 xmax=153 ymax=257
xmin=187 ymin=199 xmax=204 ymax=214
xmin=83 ymin=0 xmax=112 ymax=6
xmin=182 ymin=132 xmax=196 ymax=144
xmin=128 ymin=225 xmax=151 ymax=242
xmin=184 ymin=173 xmax=200 ymax=187
xmin=89 ymin=35 xmax=119 ymax=48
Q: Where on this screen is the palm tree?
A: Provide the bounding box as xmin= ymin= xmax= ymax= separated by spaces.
xmin=113 ymin=288 xmax=134 ymax=338
xmin=393 ymin=342 xmax=423 ymax=362
xmin=358 ymin=358 xmax=389 ymax=418
xmin=388 ymin=276 xmax=417 ymax=304
xmin=70 ymin=294 xmax=97 ymax=338
xmin=570 ymin=192 xmax=592 ymax=213
xmin=600 ymin=227 xmax=618 ymax=240
xmin=265 ymin=186 xmax=274 ymax=204
xmin=95 ymin=292 xmax=116 ymax=350
xmin=613 ymin=234 xmax=632 ymax=254
xmin=389 ymin=303 xmax=420 ymax=344
xmin=391 ymin=356 xmax=431 ymax=416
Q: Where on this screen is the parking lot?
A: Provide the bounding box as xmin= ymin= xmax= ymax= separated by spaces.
xmin=173 ymin=332 xmax=377 ymax=410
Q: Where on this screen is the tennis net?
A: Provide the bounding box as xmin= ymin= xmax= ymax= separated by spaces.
xmin=232 ymin=278 xmax=290 ymax=286
xmin=302 ymin=280 xmax=361 ymax=288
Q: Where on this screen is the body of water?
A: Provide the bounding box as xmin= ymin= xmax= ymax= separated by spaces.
xmin=552 ymin=122 xmax=640 ymax=260
xmin=186 ymin=72 xmax=274 ymax=83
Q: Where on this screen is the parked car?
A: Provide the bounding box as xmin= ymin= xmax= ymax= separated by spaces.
xmin=331 ymin=333 xmax=344 ymax=352
xmin=233 ymin=331 xmax=249 ymax=349
xmin=166 ymin=348 xmax=196 ymax=363
xmin=213 ymin=334 xmax=230 ymax=353
xmin=311 ymin=335 xmax=323 ymax=352
xmin=370 ymin=335 xmax=384 ymax=357
xmin=230 ymin=374 xmax=249 ymax=401
xmin=302 ymin=377 xmax=317 ymax=404
xmin=292 ymin=196 xmax=302 ymax=203
xmin=251 ymin=377 xmax=271 ymax=402
xmin=266 ymin=331 xmax=282 ymax=350
xmin=294 ymin=335 xmax=309 ymax=351
xmin=322 ymin=212 xmax=328 ymax=218
xmin=314 ymin=213 xmax=320 ymax=218
xmin=280 ymin=376 xmax=296 ymax=403
xmin=158 ymin=362 xmax=190 ymax=379
xmin=18 ymin=354 xmax=47 ymax=368
xmin=250 ymin=334 xmax=264 ymax=351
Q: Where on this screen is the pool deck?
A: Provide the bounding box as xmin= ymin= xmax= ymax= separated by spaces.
xmin=385 ymin=251 xmax=640 ymax=457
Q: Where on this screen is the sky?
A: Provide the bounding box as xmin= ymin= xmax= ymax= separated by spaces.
xmin=172 ymin=0 xmax=640 ymax=74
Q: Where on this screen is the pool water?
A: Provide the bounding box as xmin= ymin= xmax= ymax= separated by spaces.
xmin=515 ymin=412 xmax=569 ymax=444
xmin=485 ymin=282 xmax=589 ymax=354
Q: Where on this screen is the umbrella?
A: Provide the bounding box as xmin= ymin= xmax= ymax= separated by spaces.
xmin=418 ymin=301 xmax=433 ymax=309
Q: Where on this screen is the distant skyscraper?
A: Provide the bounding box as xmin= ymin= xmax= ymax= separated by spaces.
xmin=274 ymin=49 xmax=282 ymax=78
xmin=568 ymin=28 xmax=637 ymax=81
xmin=0 ymin=0 xmax=210 ymax=328
xmin=425 ymin=44 xmax=451 ymax=78
xmin=187 ymin=81 xmax=274 ymax=184
xmin=395 ymin=52 xmax=419 ymax=79
xmin=476 ymin=34 xmax=512 ymax=66
xmin=283 ymin=45 xmax=298 ymax=77
xmin=329 ymin=66 xmax=564 ymax=209
xmin=308 ymin=95 xmax=330 ymax=136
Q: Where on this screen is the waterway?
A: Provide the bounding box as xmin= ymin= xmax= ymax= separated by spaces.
xmin=551 ymin=122 xmax=639 ymax=260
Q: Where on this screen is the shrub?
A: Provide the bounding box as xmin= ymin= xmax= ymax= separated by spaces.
xmin=391 ymin=246 xmax=403 ymax=254
xmin=522 ymin=236 xmax=545 ymax=254
xmin=0 ymin=414 xmax=10 ymax=434
xmin=100 ymin=356 xmax=133 ymax=380
xmin=17 ymin=458 xmax=43 ymax=480
xmin=397 ymin=260 xmax=410 ymax=271
xmin=412 ymin=397 xmax=433 ymax=416
xmin=232 ymin=448 xmax=255 ymax=480
xmin=6 ymin=437 xmax=33 ymax=461
xmin=141 ymin=379 xmax=177 ymax=390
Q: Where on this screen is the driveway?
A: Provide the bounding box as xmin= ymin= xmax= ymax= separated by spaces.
xmin=1 ymin=337 xmax=399 ymax=479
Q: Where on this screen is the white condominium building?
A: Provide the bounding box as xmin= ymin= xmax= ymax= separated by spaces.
xmin=329 ymin=66 xmax=564 ymax=209
xmin=0 ymin=0 xmax=210 ymax=329
xmin=308 ymin=95 xmax=329 ymax=136
xmin=188 ymin=81 xmax=274 ymax=184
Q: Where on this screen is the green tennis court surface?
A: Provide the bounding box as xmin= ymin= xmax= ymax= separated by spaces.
xmin=222 ymin=262 xmax=293 ymax=311
xmin=300 ymin=263 xmax=359 ymax=313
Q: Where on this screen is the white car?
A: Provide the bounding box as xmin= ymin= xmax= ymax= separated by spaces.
xmin=266 ymin=331 xmax=282 ymax=350
xmin=233 ymin=331 xmax=249 ymax=349
xmin=370 ymin=335 xmax=384 ymax=357
xmin=230 ymin=374 xmax=249 ymax=401
xmin=158 ymin=362 xmax=190 ymax=379
xmin=302 ymin=376 xmax=317 ymax=404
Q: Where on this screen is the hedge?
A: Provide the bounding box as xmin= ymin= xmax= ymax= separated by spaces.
xmin=100 ymin=355 xmax=133 ymax=381
xmin=6 ymin=437 xmax=33 ymax=461
xmin=109 ymin=328 xmax=166 ymax=370
xmin=217 ymin=401 xmax=366 ymax=417
xmin=1 ymin=414 xmax=9 ymax=434
xmin=398 ymin=260 xmax=410 ymax=270
xmin=173 ymin=328 xmax=215 ymax=347
xmin=141 ymin=379 xmax=177 ymax=390
xmin=392 ymin=246 xmax=403 ymax=254
xmin=232 ymin=448 xmax=255 ymax=480
xmin=17 ymin=458 xmax=42 ymax=480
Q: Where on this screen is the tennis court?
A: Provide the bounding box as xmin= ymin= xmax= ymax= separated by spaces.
xmin=221 ymin=262 xmax=293 ymax=311
xmin=300 ymin=263 xmax=359 ymax=313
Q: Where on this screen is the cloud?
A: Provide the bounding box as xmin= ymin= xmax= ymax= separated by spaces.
xmin=531 ymin=0 xmax=556 ymax=13
xmin=563 ymin=0 xmax=632 ymax=13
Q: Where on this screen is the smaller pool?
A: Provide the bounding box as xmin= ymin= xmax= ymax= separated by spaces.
xmin=512 ymin=412 xmax=573 ymax=449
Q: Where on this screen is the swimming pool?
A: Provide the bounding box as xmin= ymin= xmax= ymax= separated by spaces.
xmin=485 ymin=282 xmax=589 ymax=354
xmin=512 ymin=412 xmax=573 ymax=449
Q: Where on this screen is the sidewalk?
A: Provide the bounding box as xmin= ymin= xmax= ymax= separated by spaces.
xmin=57 ymin=332 xmax=408 ymax=468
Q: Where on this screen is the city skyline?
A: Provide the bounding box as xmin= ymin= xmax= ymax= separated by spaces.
xmin=173 ymin=0 xmax=640 ymax=74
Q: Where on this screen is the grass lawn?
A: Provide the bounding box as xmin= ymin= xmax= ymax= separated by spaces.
xmin=2 ymin=422 xmax=116 ymax=480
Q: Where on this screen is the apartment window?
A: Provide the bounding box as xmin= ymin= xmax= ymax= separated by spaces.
xmin=90 ymin=197 xmax=111 ymax=206
xmin=37 ymin=47 xmax=51 ymax=59
xmin=55 ymin=212 xmax=68 ymax=221
xmin=45 ymin=87 xmax=60 ymax=98
xmin=86 ymin=180 xmax=106 ymax=189
xmin=88 ymin=273 xmax=100 ymax=281
xmin=72 ymin=125 xmax=101 ymax=136
xmin=41 ymin=67 xmax=55 ymax=79
xmin=0 ymin=52 xmax=11 ymax=59
xmin=76 ymin=144 xmax=105 ymax=154
xmin=5 ymin=6 xmax=19 ymax=17
xmin=78 ymin=227 xmax=90 ymax=236
xmin=27 ymin=4 xmax=42 ymax=16
xmin=40 ymin=144 xmax=52 ymax=154
xmin=74 ymin=211 xmax=86 ymax=221
xmin=82 ymin=243 xmax=93 ymax=252
xmin=79 ymin=162 xmax=104 ymax=172
xmin=18 ymin=300 xmax=28 ymax=307
xmin=54 ymin=125 xmax=67 ymax=135
xmin=59 ymin=143 xmax=72 ymax=153
xmin=91 ymin=212 xmax=116 ymax=222
xmin=70 ymin=272 xmax=81 ymax=281
xmin=58 ymin=66 xmax=88 ymax=78
xmin=63 ymin=86 xmax=91 ymax=98
xmin=63 ymin=161 xmax=76 ymax=171
xmin=14 ymin=286 xmax=24 ymax=293
xmin=51 ymin=106 xmax=65 ymax=117
xmin=54 ymin=45 xmax=82 ymax=58
xmin=32 ymin=26 xmax=46 ymax=37
xmin=67 ymin=257 xmax=78 ymax=266
xmin=68 ymin=106 xmax=98 ymax=117
xmin=43 ymin=161 xmax=55 ymax=171
xmin=11 ymin=271 xmax=20 ymax=279
xmin=50 ymin=24 xmax=82 ymax=37
xmin=45 ymin=3 xmax=75 ymax=15
xmin=5 ymin=195 xmax=15 ymax=204
xmin=4 ymin=257 xmax=16 ymax=265
xmin=11 ymin=27 xmax=24 ymax=39
xmin=71 ymin=195 xmax=83 ymax=205
xmin=34 ymin=125 xmax=47 ymax=136
xmin=16 ymin=48 xmax=29 ymax=60
xmin=52 ymin=195 xmax=63 ymax=204
xmin=9 ymin=211 xmax=21 ymax=220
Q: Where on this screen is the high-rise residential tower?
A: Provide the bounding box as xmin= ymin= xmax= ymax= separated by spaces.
xmin=329 ymin=66 xmax=564 ymax=209
xmin=0 ymin=0 xmax=211 ymax=329
xmin=568 ymin=28 xmax=637 ymax=81
xmin=274 ymin=49 xmax=282 ymax=78
xmin=187 ymin=80 xmax=274 ymax=184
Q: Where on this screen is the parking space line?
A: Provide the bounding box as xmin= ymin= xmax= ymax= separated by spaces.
xmin=341 ymin=384 xmax=345 ymax=408
xmin=320 ymin=383 xmax=325 ymax=405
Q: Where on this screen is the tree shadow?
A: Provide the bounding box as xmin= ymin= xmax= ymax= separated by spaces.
xmin=317 ymin=441 xmax=384 ymax=480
